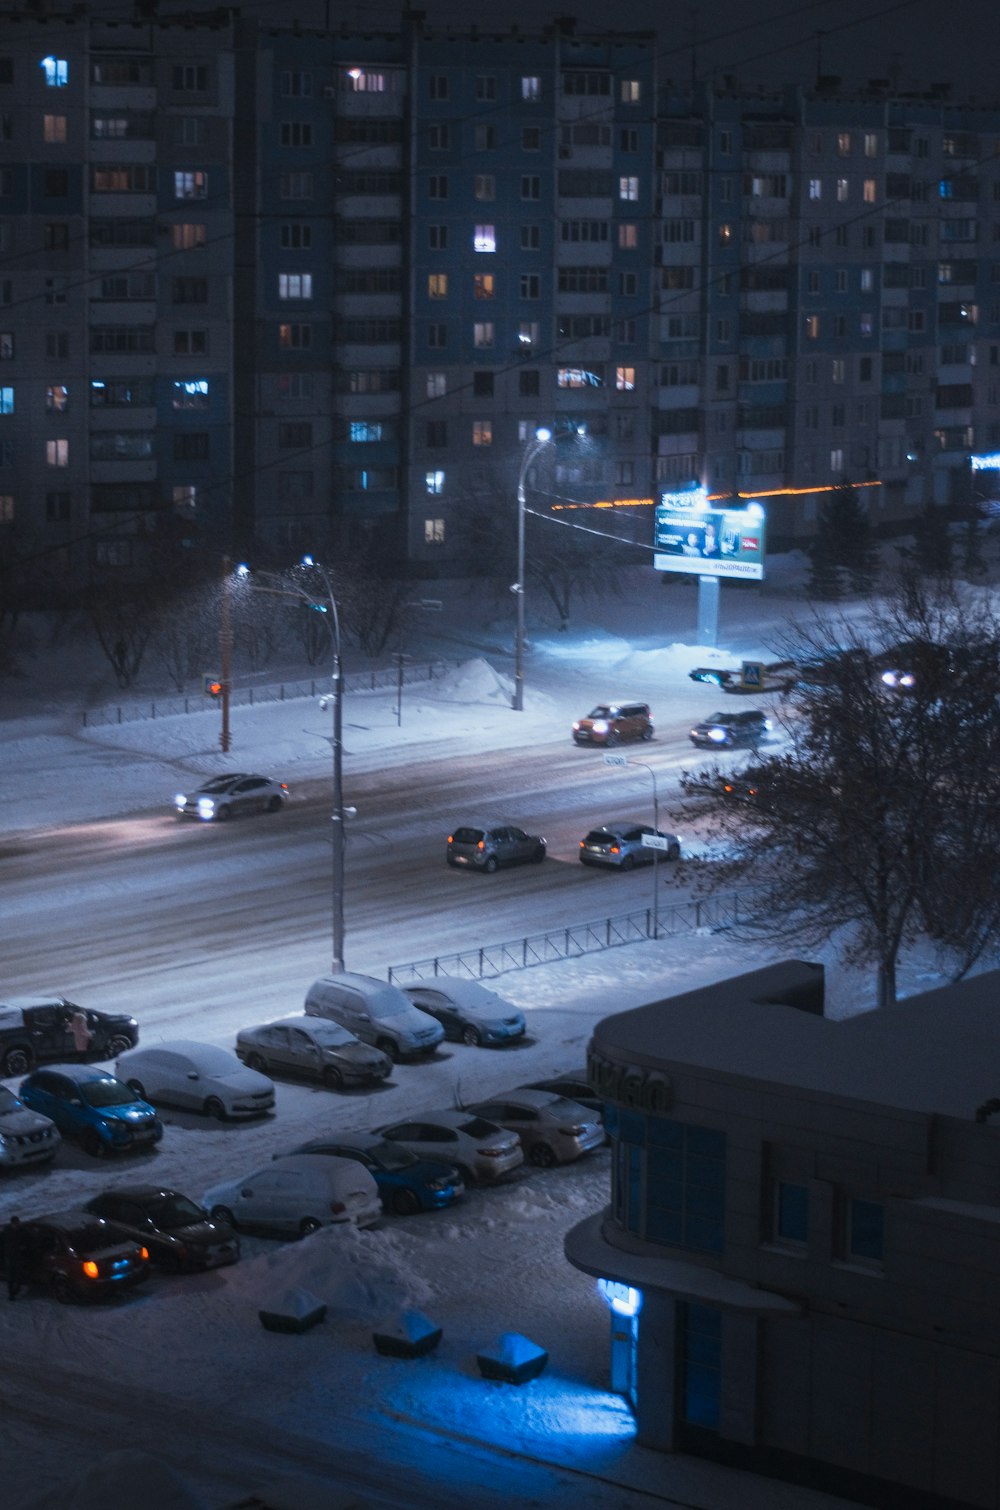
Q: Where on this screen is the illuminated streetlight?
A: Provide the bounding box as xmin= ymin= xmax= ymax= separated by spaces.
xmin=512 ymin=424 xmax=584 ymax=712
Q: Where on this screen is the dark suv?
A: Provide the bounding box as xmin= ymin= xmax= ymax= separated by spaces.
xmin=689 ymin=709 xmax=771 ymax=749
xmin=0 ymin=1210 xmax=150 ymax=1303
xmin=0 ymin=998 xmax=139 ymax=1079
xmin=572 ymin=702 xmax=653 ymax=746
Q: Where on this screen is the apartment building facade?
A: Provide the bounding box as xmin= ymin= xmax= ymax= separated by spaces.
xmin=567 ymin=961 xmax=1000 ymax=1509
xmin=1 ymin=8 xmax=999 ymax=592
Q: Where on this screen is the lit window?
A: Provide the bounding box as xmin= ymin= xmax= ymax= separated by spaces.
xmin=46 ymin=438 xmax=69 ymax=466
xmin=427 ymin=273 xmax=448 ymax=299
xmin=349 ymin=421 xmax=383 ymax=442
xmin=473 ymin=274 xmax=494 ymax=300
xmin=278 ymin=323 xmax=311 ymax=349
xmin=474 ymin=224 xmax=496 ymax=253
xmin=832 ymin=358 xmax=845 ymax=383
xmin=474 ymin=174 xmax=495 ymax=201
xmin=172 ymin=378 xmax=209 ymax=409
xmin=174 ymin=170 xmax=208 ymax=200
xmin=619 ymin=175 xmax=639 ymax=201
xmin=615 ymin=366 xmax=636 ymax=391
xmin=41 ymin=57 xmax=68 ymax=88
xmin=0 ymin=494 xmax=14 ymax=520
xmin=45 ymin=385 xmax=68 ymax=412
xmin=837 ymin=132 xmax=850 ymax=155
xmin=473 ymin=322 xmax=494 ymax=348
xmin=718 ymin=223 xmax=732 ymax=246
xmin=424 ymin=517 xmax=445 ymax=544
xmin=43 ymin=114 xmax=67 ymax=143
xmin=278 ymin=273 xmax=313 ymax=300
xmin=863 ymin=179 xmax=876 ymax=203
xmin=860 ymin=267 xmax=873 ymax=291
xmin=518 ymin=321 xmax=539 ymax=347
xmin=805 ymin=314 xmax=820 ymax=338
xmin=425 ymin=469 xmax=445 ymax=495
xmin=472 ymin=420 xmax=492 ymax=446
xmin=808 ymin=178 xmax=821 ymax=200
xmin=426 ymin=372 xmax=446 ymax=398
xmin=521 ymin=75 xmax=540 ymax=101
xmin=860 ymin=311 xmax=874 ymax=335
xmin=618 ymin=223 xmax=638 ymax=248
xmin=0 ymin=385 xmax=13 ymax=414
xmin=172 ymin=223 xmax=206 ymax=250
xmin=620 ymin=79 xmax=640 ymax=103
xmin=864 ymin=132 xmax=877 ymax=157
xmin=830 ymin=447 xmax=844 ymax=471
xmin=836 ymin=178 xmax=849 ymax=202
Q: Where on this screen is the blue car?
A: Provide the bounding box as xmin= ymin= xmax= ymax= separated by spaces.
xmin=280 ymin=1134 xmax=463 ymax=1216
xmin=19 ymin=1064 xmax=163 ymax=1158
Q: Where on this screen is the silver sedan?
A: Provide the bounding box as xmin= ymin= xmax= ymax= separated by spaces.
xmin=235 ymin=1016 xmax=391 ymax=1090
xmin=375 ymin=1111 xmax=524 ymax=1185
xmin=467 ymin=1090 xmax=605 ymax=1168
xmin=173 ymin=772 xmax=289 ymax=821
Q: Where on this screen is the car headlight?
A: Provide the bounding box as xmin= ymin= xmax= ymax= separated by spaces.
xmin=197 ymin=797 xmax=215 ymax=818
xmin=707 ymin=727 xmax=727 ymax=742
xmin=174 ymin=793 xmax=187 ymax=808
xmin=592 ymin=719 xmax=609 ymax=734
xmin=763 ymin=719 xmax=772 ymax=731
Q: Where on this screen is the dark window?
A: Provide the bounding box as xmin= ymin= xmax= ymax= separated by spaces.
xmin=609 ymin=1110 xmax=726 ymax=1254
xmin=775 ymin=1181 xmax=808 ymax=1243
xmin=278 ymin=422 xmax=312 ymax=449
xmin=473 ymin=371 xmax=494 ymax=397
xmin=680 ymin=1303 xmax=721 ymax=1428
xmin=44 ymin=169 xmax=69 ymax=197
xmin=173 ymin=433 xmax=209 ymax=461
xmin=44 ymin=224 xmax=69 ymax=251
xmin=847 ymin=1197 xmax=884 ymax=1263
xmin=426 ymin=420 xmax=447 ymax=447
xmin=519 ymin=370 xmax=539 ymax=397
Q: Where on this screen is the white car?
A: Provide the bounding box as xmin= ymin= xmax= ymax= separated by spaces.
xmin=0 ymin=1084 xmax=61 ymax=1168
xmin=173 ymin=772 xmax=289 ymax=822
xmin=203 ymin=1153 xmax=381 ymax=1236
xmin=116 ymin=1040 xmax=275 ymax=1121
xmin=375 ymin=1110 xmax=524 ymax=1186
xmin=468 ymin=1089 xmax=605 ymax=1168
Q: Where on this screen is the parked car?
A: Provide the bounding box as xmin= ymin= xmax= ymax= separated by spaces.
xmin=518 ymin=1070 xmax=603 ymax=1118
xmin=578 ymin=822 xmax=681 ymax=870
xmin=84 ymin=1185 xmax=240 ymax=1272
xmin=446 ymin=822 xmax=546 ymax=873
xmin=689 ymin=709 xmax=771 ymax=749
xmin=400 ymin=979 xmax=526 ymax=1047
xmin=235 ymin=1015 xmax=392 ymax=1090
xmin=0 ymin=1084 xmax=61 ymax=1169
xmin=19 ymin=1064 xmax=163 ymax=1158
xmin=116 ymin=1041 xmax=275 ymax=1121
xmin=0 ymin=1209 xmax=150 ymax=1303
xmin=572 ymin=701 xmax=653 ymax=746
xmin=304 ymin=972 xmax=443 ymax=1061
xmin=375 ymin=1111 xmax=524 ymax=1186
xmin=0 ymin=996 xmax=139 ymax=1078
xmin=173 ymin=772 xmax=289 ymax=822
xmin=203 ymin=1152 xmax=381 ymax=1236
xmin=467 ymin=1089 xmax=605 ymax=1168
xmin=280 ymin=1135 xmax=464 ymax=1216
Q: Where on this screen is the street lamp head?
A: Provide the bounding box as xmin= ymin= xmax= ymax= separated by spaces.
xmin=301 ymin=553 xmax=315 ymax=567
xmin=235 ymin=562 xmax=250 ymax=578
xmin=534 ymin=426 xmax=552 ymax=444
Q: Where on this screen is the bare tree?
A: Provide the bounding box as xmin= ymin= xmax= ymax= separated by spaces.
xmin=87 ymin=589 xmax=157 ymax=689
xmin=680 ymin=584 xmax=1000 ymax=1008
xmin=147 ymin=582 xmax=219 ymax=692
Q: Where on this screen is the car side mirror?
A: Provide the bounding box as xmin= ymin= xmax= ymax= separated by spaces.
xmin=186 ymin=1071 xmax=200 ymax=1081
xmin=69 ymin=1097 xmax=82 ymax=1107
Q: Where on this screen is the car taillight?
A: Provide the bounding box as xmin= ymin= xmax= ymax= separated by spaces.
xmin=447 ymin=835 xmax=453 ymax=844
xmin=479 ymin=1147 xmax=506 ymax=1157
xmin=610 ymin=845 xmax=620 ymax=855
xmin=280 ymin=783 xmax=289 ymax=793
xmin=139 ymin=1247 xmax=149 ymax=1261
xmin=82 ymin=1261 xmax=99 ymax=1279
xmin=477 ymin=840 xmax=484 ymax=850
xmin=330 ymin=1201 xmax=346 ymax=1215
xmin=561 ymin=1125 xmax=588 ymax=1136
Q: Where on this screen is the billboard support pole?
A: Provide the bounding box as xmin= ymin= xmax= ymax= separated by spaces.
xmin=697 ymin=576 xmax=720 ymax=646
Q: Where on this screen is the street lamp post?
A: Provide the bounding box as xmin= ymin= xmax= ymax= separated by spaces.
xmin=603 ymin=753 xmax=663 ymax=938
xmin=513 ymin=426 xmax=553 ymax=712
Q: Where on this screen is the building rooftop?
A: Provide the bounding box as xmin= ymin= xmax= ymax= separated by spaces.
xmin=592 ymin=961 xmax=1000 ymax=1122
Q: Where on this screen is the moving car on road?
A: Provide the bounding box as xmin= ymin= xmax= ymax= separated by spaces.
xmin=467 ymin=1089 xmax=605 ymax=1168
xmin=0 ymin=996 xmax=139 ymax=1078
xmin=203 ymin=1152 xmax=381 ymax=1236
xmin=375 ymin=1111 xmax=524 ymax=1186
xmin=572 ymin=701 xmax=653 ymax=746
xmin=0 ymin=1209 xmax=150 ymax=1303
xmin=173 ymin=772 xmax=289 ymax=821
xmin=84 ymin=1186 xmax=240 ymax=1272
xmin=236 ymin=1015 xmax=392 ymax=1089
xmin=280 ymin=1134 xmax=464 ymax=1216
xmin=446 ymin=822 xmax=546 ymax=873
xmin=578 ymin=822 xmax=681 ymax=870
xmin=116 ymin=1041 xmax=275 ymax=1121
xmin=689 ymin=709 xmax=771 ymax=749
xmin=19 ymin=1065 xmax=162 ymax=1158
xmin=400 ymin=979 xmax=526 ymax=1047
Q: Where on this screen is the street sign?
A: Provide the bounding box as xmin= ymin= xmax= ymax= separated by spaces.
xmin=641 ymin=833 xmax=670 ymax=852
xmin=741 ymin=661 xmax=764 ymax=687
xmin=603 ymin=753 xmax=629 ymax=768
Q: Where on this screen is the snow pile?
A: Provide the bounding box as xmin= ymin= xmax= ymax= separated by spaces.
xmin=420 ymin=656 xmax=514 ymax=704
xmin=226 ymin=1221 xmax=436 ymax=1321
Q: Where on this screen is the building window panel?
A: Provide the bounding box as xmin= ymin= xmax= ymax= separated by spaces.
xmin=619 ymin=175 xmax=639 ymax=201
xmin=474 ymin=274 xmax=494 ymax=300
xmin=474 ymin=224 xmax=496 ymax=253
xmin=473 ymin=322 xmax=494 ymax=348
xmin=45 ymin=385 xmax=68 ymax=412
xmin=174 ymin=170 xmax=208 ymax=200
xmin=425 ymin=469 xmax=445 ymax=494
xmin=847 ymin=1198 xmax=884 ymax=1263
xmin=427 ymin=273 xmax=448 ymax=299
xmin=41 ymin=57 xmax=69 ymax=88
xmin=46 ymin=438 xmax=69 ymax=466
xmin=472 ymin=420 xmax=492 ymax=446
xmin=521 ymin=76 xmax=540 ymax=101
xmin=424 ymin=517 xmax=445 ymax=544
xmin=43 ymin=114 xmax=67 ymax=143
xmin=475 ymin=174 xmax=496 ymax=201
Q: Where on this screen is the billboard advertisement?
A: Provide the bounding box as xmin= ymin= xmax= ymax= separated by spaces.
xmin=654 ymin=487 xmax=766 ymax=581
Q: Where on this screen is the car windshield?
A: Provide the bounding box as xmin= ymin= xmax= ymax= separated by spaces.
xmin=66 ymin=1221 xmax=126 ymax=1253
xmin=586 ymin=706 xmax=613 ymax=719
xmin=368 ymin=1141 xmax=419 ymax=1172
xmin=307 ymin=1021 xmax=355 ymax=1047
xmin=145 ymin=1194 xmax=206 ymax=1229
xmin=80 ymin=1077 xmax=139 ymax=1108
xmin=457 ymin=1117 xmax=503 ymax=1139
xmin=706 ymin=712 xmax=729 ymax=723
xmin=368 ymin=992 xmax=407 ymax=1018
xmin=545 ymin=1096 xmax=588 ymax=1119
xmin=0 ymin=1087 xmax=21 ymax=1114
xmin=197 ymin=776 xmax=239 ymax=794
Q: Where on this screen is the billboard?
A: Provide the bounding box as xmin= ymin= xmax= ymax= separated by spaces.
xmin=654 ymin=487 xmax=766 ymax=581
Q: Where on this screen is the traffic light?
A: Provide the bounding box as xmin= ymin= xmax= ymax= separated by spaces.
xmin=204 ymin=675 xmax=222 ymax=699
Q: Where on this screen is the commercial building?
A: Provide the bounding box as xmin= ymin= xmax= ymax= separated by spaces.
xmin=1 ymin=7 xmax=999 ymax=590
xmin=568 ymin=960 xmax=1000 ymax=1509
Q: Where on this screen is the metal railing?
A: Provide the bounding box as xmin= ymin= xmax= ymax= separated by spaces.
xmin=387 ymin=889 xmax=756 ymax=984
xmin=80 ymin=659 xmax=461 ymax=729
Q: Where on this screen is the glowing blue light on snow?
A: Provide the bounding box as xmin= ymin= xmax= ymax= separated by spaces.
xmin=598 ymin=1278 xmax=643 ymax=1317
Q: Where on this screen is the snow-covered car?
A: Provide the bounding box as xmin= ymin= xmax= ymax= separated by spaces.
xmin=400 ymin=979 xmax=526 ymax=1047
xmin=467 ymin=1089 xmax=605 ymax=1168
xmin=204 ymin=1152 xmax=381 ymax=1235
xmin=84 ymin=1185 xmax=240 ymax=1272
xmin=279 ymin=1134 xmax=464 ymax=1216
xmin=304 ymin=972 xmax=444 ymax=1060
xmin=116 ymin=1041 xmax=275 ymax=1121
xmin=236 ymin=1015 xmax=392 ymax=1089
xmin=689 ymin=709 xmax=771 ymax=749
xmin=173 ymin=772 xmax=289 ymax=821
xmin=375 ymin=1111 xmax=524 ymax=1186
xmin=578 ymin=822 xmax=681 ymax=870
xmin=0 ymin=1083 xmax=61 ymax=1169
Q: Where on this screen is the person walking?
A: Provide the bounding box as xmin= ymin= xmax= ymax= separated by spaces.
xmin=70 ymin=1009 xmax=93 ymax=1056
xmin=6 ymin=1215 xmax=25 ymax=1301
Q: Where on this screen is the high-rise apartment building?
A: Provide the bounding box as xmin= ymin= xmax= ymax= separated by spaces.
xmin=1 ymin=9 xmax=998 ymax=590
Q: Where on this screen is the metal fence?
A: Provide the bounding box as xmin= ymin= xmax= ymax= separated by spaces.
xmin=80 ymin=659 xmax=462 ymax=729
xmin=387 ymin=889 xmax=756 ymax=984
